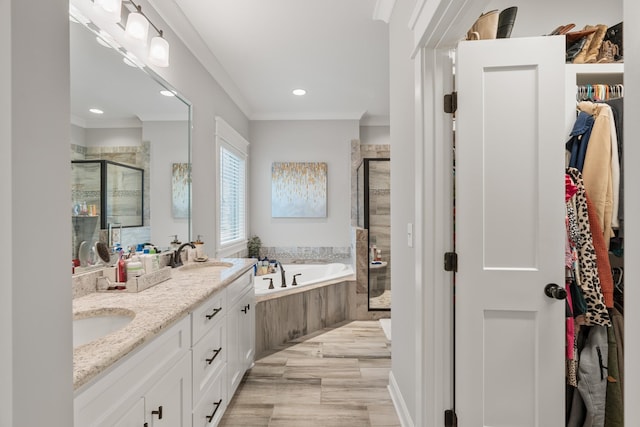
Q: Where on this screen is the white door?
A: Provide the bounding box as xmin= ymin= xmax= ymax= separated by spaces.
xmin=455 ymin=36 xmax=566 ymax=426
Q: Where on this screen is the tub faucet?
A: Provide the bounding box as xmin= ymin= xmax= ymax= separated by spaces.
xmin=278 ymin=262 xmax=287 ymax=287
xmin=171 ymin=242 xmax=195 ymax=268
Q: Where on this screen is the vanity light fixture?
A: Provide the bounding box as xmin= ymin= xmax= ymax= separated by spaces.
xmin=124 ymin=0 xmax=170 ymax=67
xmin=292 ymin=89 xmax=307 ymax=96
xmin=160 ymin=90 xmax=175 ymax=97
xmin=125 ymin=8 xmax=149 ymax=45
xmin=89 ymin=108 xmax=104 ymax=114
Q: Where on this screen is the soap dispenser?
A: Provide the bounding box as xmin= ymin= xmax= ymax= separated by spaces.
xmin=194 ymin=235 xmax=206 ymax=260
xmin=169 ymin=235 xmax=181 ymax=251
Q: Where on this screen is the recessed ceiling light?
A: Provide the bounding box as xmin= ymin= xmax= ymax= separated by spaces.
xmin=292 ymin=89 xmax=307 ymax=96
xmin=160 ymin=90 xmax=175 ymax=97
xmin=89 ymin=108 xmax=104 ymax=115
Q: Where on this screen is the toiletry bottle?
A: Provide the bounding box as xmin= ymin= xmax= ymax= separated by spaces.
xmin=194 ymin=235 xmax=205 ymax=259
xmin=169 ymin=235 xmax=181 ymax=251
xmin=117 ymin=250 xmax=127 ymax=283
xmin=126 ymin=255 xmax=144 ymax=278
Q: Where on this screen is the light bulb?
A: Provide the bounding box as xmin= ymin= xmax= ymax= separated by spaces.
xmin=149 ymin=36 xmax=170 ymax=67
xmin=125 ymin=12 xmax=149 ymax=46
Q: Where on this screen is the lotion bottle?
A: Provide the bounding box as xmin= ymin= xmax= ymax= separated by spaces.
xmin=117 ymin=250 xmax=127 ymax=283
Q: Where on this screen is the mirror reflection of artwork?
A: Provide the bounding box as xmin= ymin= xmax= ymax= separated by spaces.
xmin=272 ymin=162 xmax=327 ymax=218
xmin=172 ymin=163 xmax=190 ymax=219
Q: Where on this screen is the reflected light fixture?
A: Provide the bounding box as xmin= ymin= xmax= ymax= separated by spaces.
xmin=93 ymin=0 xmax=122 ymax=24
xmin=89 ymin=108 xmax=104 ymax=114
xmin=124 ymin=0 xmax=170 ymax=67
xmin=160 ymin=90 xmax=175 ymax=97
xmin=292 ymin=89 xmax=307 ymax=96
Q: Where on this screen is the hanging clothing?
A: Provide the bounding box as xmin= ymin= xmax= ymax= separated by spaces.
xmin=566 ymin=168 xmax=611 ymax=327
xmin=567 ymin=326 xmax=609 ymax=427
xmin=585 ymin=193 xmax=614 ymax=308
xmin=604 ymin=325 xmax=623 ymax=427
xmin=605 ymin=98 xmax=624 ymax=223
xmin=566 ymin=111 xmax=595 ymax=171
xmin=577 ymin=101 xmax=615 ymax=246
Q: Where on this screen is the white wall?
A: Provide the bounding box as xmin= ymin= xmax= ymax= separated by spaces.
xmin=0 ymin=0 xmax=11 ymax=424
xmin=624 ymin=0 xmax=639 ymax=418
xmin=140 ymin=0 xmax=250 ymax=253
xmin=85 ymin=127 xmax=143 ymax=147
xmin=360 ymin=125 xmax=390 ymax=145
xmin=388 ymin=0 xmax=417 ymax=423
xmin=249 ymin=120 xmax=358 ymax=248
xmin=143 ymin=120 xmax=191 ymax=246
xmin=7 ymin=0 xmax=74 ymax=425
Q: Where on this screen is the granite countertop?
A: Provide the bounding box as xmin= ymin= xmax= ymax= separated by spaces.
xmin=72 ymin=258 xmax=256 ymax=392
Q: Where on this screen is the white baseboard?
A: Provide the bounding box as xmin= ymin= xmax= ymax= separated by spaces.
xmin=388 ymin=371 xmax=414 ymax=427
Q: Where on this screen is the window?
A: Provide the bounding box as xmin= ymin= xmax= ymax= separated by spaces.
xmin=216 ymin=117 xmax=249 ymax=256
xmin=220 ymin=146 xmax=246 ymax=245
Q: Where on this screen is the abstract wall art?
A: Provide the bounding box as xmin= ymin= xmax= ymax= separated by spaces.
xmin=172 ymin=163 xmax=190 ymax=219
xmin=271 ymin=162 xmax=327 ymax=218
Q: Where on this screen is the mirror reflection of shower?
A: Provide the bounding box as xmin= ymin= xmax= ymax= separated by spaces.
xmin=357 ymin=158 xmax=391 ymax=310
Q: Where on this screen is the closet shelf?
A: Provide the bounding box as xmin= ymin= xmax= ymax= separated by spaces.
xmin=566 ymin=63 xmax=624 ymax=85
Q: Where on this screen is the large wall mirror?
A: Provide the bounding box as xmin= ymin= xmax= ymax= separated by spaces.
xmin=70 ymin=16 xmax=191 ymax=268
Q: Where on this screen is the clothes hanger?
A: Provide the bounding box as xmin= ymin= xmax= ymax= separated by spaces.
xmin=612 ymin=266 xmax=624 ymax=292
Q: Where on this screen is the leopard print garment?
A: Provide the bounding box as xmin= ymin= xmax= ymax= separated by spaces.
xmin=567 ymin=168 xmax=611 ymax=327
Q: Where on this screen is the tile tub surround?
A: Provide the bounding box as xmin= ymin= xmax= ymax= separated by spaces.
xmin=255 ymin=279 xmax=356 ymax=358
xmin=72 ymin=258 xmax=255 ymax=391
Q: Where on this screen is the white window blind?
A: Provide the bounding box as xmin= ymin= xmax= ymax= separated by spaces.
xmin=220 ymin=146 xmax=246 ymax=245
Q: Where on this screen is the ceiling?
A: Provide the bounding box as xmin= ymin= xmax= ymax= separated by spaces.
xmin=149 ymin=0 xmax=391 ymax=125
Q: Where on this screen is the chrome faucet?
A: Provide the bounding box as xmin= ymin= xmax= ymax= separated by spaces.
xmin=278 ymin=262 xmax=287 ymax=287
xmin=171 ymin=242 xmax=195 ymax=268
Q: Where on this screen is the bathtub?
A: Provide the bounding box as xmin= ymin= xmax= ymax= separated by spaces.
xmin=255 ymin=262 xmax=354 ymax=296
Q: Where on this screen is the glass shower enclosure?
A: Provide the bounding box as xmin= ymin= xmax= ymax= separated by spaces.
xmin=357 ymin=158 xmax=391 ymax=310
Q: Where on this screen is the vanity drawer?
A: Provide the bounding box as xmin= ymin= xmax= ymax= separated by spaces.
xmin=192 ymin=288 xmax=226 ymax=344
xmin=227 ymin=270 xmax=253 ymax=308
xmin=193 ymin=365 xmax=227 ymax=427
xmin=192 ymin=317 xmax=226 ymax=405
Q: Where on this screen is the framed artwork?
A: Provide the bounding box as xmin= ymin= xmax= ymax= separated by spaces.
xmin=172 ymin=163 xmax=190 ymax=219
xmin=272 ymin=162 xmax=327 ymax=218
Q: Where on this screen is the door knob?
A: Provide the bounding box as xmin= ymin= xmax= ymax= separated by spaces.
xmin=544 ymin=283 xmax=567 ymax=300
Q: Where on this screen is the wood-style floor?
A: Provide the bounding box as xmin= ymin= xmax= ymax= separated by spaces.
xmin=220 ymin=320 xmax=401 ymax=427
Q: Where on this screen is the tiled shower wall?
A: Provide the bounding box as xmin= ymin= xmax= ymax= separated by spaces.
xmin=351 ymin=140 xmax=391 ymax=316
xmin=70 ymin=143 xmax=151 ymax=258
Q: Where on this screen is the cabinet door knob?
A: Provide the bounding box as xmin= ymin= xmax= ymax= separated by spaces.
xmin=151 ymin=405 xmax=163 ymax=420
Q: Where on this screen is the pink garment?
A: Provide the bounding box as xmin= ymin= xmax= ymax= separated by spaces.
xmin=565 ymin=174 xmax=578 ymax=202
xmin=566 ymin=281 xmax=575 ymax=360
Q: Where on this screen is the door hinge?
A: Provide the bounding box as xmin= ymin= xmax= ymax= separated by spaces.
xmin=444 ymin=252 xmax=458 ymax=272
xmin=445 ymin=409 xmax=458 ymax=427
xmin=444 ymin=92 xmax=457 ymax=114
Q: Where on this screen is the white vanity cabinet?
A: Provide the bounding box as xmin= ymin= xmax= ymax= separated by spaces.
xmin=191 ymin=289 xmax=227 ymax=426
xmin=226 ymin=270 xmax=256 ymax=397
xmin=74 ymin=316 xmax=192 ymax=427
xmin=74 ymin=267 xmax=256 ymax=427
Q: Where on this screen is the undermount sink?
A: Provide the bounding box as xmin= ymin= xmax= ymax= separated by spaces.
xmin=179 ymin=260 xmax=234 ymax=271
xmin=73 ymin=309 xmax=135 ymax=348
